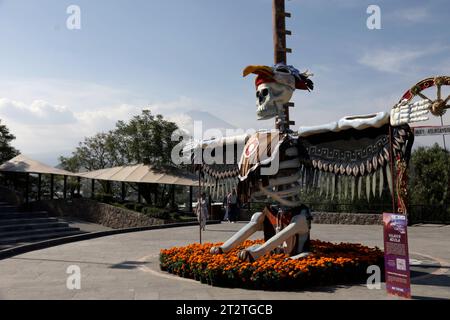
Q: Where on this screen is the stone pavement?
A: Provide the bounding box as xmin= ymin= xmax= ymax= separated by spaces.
xmin=0 ymin=223 xmax=449 ymax=300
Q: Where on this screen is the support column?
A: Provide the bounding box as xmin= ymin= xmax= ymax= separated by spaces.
xmin=189 ymin=186 xmax=193 ymax=213
xmin=50 ymin=174 xmax=54 ymax=200
xmin=171 ymin=185 xmax=175 ymax=208
xmin=121 ymin=182 xmax=126 ymax=202
xmin=137 ymin=184 xmax=141 ymax=203
xmin=91 ymin=179 xmax=95 ymax=199
xmin=63 ymin=175 xmax=67 ymax=199
xmin=38 ymin=173 xmax=42 ymax=201
xmin=77 ymin=177 xmax=81 ymax=196
xmin=25 ymin=172 xmax=30 ymax=204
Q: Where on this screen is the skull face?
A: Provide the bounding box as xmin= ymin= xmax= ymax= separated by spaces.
xmin=256 ymin=82 xmax=294 ymax=120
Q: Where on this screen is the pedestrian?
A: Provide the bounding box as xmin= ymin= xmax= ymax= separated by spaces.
xmin=222 ymin=194 xmax=229 ymax=222
xmin=196 ymin=192 xmax=209 ymax=231
xmin=227 ymin=189 xmax=239 ymax=223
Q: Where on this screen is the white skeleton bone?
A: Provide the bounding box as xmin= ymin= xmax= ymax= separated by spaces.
xmin=390 ymin=99 xmax=431 ymax=126
xmin=256 ymin=82 xmax=294 ymax=120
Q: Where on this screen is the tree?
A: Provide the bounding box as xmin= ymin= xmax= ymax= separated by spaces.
xmin=59 ymin=110 xmax=181 ymax=206
xmin=409 ymin=143 xmax=450 ymax=206
xmin=407 ymin=144 xmax=450 ymax=223
xmin=114 ymin=110 xmax=180 ymax=206
xmin=114 ymin=110 xmax=179 ymax=167
xmin=0 ymin=119 xmax=19 ymax=163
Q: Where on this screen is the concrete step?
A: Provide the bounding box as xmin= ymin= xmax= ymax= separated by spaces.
xmin=0 ymin=221 xmax=70 ymax=233
xmin=0 ymin=229 xmax=85 ymax=245
xmin=0 ymin=211 xmax=49 ymax=220
xmin=0 ymin=217 xmax=59 ymax=226
xmin=0 ymin=226 xmax=80 ymax=239
xmin=0 ymin=244 xmax=17 ymax=251
xmin=0 ymin=205 xmax=20 ymax=213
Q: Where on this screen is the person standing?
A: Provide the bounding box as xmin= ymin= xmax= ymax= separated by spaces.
xmin=227 ymin=189 xmax=239 ymax=223
xmin=222 ymin=194 xmax=230 ymax=222
xmin=196 ymin=192 xmax=209 ymax=231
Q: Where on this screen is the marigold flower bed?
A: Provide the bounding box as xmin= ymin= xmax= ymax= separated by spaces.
xmin=160 ymin=240 xmax=384 ymax=290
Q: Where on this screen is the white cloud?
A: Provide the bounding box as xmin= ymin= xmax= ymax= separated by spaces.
xmin=358 ymin=45 xmax=448 ymax=74
xmin=387 ymin=7 xmax=430 ymax=24
xmin=0 ymin=98 xmax=76 ymax=124
xmin=0 ymin=79 xmax=204 ymax=164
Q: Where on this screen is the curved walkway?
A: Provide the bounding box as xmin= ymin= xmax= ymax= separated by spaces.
xmin=0 ymin=223 xmax=449 ymax=300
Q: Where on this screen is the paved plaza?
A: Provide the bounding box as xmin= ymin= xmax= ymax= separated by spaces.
xmin=0 ymin=222 xmax=449 ymax=300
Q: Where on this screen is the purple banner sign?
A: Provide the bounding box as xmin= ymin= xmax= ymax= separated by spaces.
xmin=383 ymin=213 xmax=411 ymax=299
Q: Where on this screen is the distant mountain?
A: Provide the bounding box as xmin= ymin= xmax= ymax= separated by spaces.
xmin=185 ymin=110 xmax=236 ymax=131
xmin=27 ymin=150 xmax=72 ymax=167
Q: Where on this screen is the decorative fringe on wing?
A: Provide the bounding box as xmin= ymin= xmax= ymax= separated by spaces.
xmin=297 ymin=124 xmax=413 ymax=202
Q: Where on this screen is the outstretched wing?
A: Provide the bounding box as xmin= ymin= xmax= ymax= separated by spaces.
xmin=297 ymin=112 xmax=414 ymax=201
xmin=184 ymin=134 xmax=250 ymax=200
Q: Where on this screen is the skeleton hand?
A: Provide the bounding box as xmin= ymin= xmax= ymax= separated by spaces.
xmin=390 ymin=99 xmax=431 ymax=126
xmin=238 ymin=249 xmax=254 ymax=262
xmin=210 ymin=246 xmax=223 ymax=255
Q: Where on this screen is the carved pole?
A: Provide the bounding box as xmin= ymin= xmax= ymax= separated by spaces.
xmin=273 ymin=0 xmax=294 ymax=132
xmin=198 ymin=167 xmax=202 ymax=244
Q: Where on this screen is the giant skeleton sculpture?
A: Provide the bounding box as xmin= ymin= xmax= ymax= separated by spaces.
xmin=187 ymin=66 xmax=450 ymax=262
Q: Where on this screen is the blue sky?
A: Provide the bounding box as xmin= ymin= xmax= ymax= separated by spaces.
xmin=0 ymin=0 xmax=449 ymax=164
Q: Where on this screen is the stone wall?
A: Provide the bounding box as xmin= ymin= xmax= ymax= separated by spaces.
xmin=239 ymin=209 xmax=382 ymax=225
xmin=26 ymin=199 xmax=166 ymax=229
xmin=312 ymin=212 xmax=382 ymax=225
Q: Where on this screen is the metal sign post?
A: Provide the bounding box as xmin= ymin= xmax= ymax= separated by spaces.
xmin=198 ymin=167 xmax=202 ymax=244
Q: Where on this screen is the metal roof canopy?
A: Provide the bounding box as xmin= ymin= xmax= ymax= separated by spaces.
xmin=0 ymin=154 xmax=77 ymax=176
xmin=77 ymin=164 xmax=198 ymax=186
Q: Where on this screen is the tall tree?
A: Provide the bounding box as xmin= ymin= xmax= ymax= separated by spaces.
xmin=114 ymin=110 xmax=179 ymax=167
xmin=0 ymin=119 xmax=19 ymax=163
xmin=409 ymin=143 xmax=450 ymax=206
xmin=59 ymin=110 xmax=181 ymax=206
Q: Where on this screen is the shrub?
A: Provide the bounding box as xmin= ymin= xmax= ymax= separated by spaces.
xmin=143 ymin=206 xmax=170 ymax=220
xmin=95 ymin=193 xmax=114 ymax=203
xmin=133 ymin=203 xmax=144 ymax=212
xmin=123 ymin=202 xmax=135 ymax=210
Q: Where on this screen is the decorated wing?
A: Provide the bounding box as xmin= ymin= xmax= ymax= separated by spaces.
xmin=184 ymin=134 xmax=250 ymax=200
xmin=297 ymin=112 xmax=414 ymax=201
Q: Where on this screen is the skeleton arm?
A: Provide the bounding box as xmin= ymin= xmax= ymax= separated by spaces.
xmin=390 ymin=99 xmax=431 ymax=126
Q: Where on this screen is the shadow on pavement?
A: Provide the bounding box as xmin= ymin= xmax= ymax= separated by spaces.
xmin=109 ymin=261 xmax=150 ymax=270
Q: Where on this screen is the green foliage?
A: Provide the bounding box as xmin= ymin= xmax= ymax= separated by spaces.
xmin=142 ymin=206 xmax=170 ymax=219
xmin=94 ymin=193 xmax=114 ymax=204
xmin=59 ymin=131 xmax=122 ymax=172
xmin=58 ymin=110 xmax=181 ymax=201
xmin=114 ymin=110 xmax=179 ymax=168
xmin=407 ymin=144 xmax=450 ymax=223
xmin=123 ymin=202 xmax=136 ymax=210
xmin=409 ymin=143 xmax=450 ymax=206
xmin=0 ymin=119 xmax=19 ymax=163
xmin=133 ymin=203 xmax=144 ymax=213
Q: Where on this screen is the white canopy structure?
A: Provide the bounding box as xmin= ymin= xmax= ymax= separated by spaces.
xmin=0 ymin=154 xmax=77 ymax=176
xmin=0 ymin=156 xmax=198 ymax=208
xmin=77 ymin=164 xmax=198 ymax=187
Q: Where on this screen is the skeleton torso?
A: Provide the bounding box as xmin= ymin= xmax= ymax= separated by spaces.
xmin=238 ymin=131 xmax=303 ymax=208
